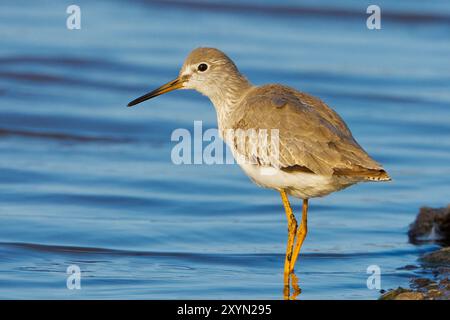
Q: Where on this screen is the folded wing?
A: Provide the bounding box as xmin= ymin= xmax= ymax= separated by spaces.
xmin=229 ymin=84 xmax=390 ymax=181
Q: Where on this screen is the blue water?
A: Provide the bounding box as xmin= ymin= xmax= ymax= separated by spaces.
xmin=0 ymin=0 xmax=449 ymax=299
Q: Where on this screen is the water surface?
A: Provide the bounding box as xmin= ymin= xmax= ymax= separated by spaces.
xmin=0 ymin=0 xmax=449 ymax=299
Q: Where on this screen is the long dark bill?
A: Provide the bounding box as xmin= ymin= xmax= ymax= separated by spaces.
xmin=127 ymin=78 xmax=183 ymax=107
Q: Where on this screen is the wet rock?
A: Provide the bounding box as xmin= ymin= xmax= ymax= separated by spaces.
xmin=421 ymin=247 xmax=450 ymax=265
xmin=411 ymin=277 xmax=432 ymax=288
xmin=427 ymin=289 xmax=442 ymax=299
xmin=440 ymin=277 xmax=450 ymax=287
xmin=397 ymin=264 xmax=419 ymax=270
xmin=380 ymin=287 xmax=424 ymax=300
xmin=408 ymin=205 xmax=450 ymax=245
xmin=380 ymin=287 xmax=409 ymax=300
xmin=395 ymin=291 xmax=425 ymax=300
xmin=383 ymin=205 xmax=450 ymax=300
xmin=381 ymin=278 xmax=450 ymax=300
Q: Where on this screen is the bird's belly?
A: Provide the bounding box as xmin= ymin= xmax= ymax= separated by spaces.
xmin=238 ymin=163 xmax=354 ymax=199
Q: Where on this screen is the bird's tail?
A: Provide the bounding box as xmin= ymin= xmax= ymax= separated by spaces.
xmin=365 ymin=169 xmax=391 ymax=181
xmin=334 ymin=168 xmax=391 ymax=181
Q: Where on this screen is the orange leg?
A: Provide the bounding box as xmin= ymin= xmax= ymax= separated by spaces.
xmin=290 ymin=199 xmax=308 ymax=273
xmin=280 ymin=191 xmax=297 ymax=287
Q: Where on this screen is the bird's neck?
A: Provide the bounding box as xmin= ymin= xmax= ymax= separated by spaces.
xmin=208 ymin=76 xmax=253 ymax=133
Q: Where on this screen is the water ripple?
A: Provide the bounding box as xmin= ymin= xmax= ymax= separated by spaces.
xmin=0 ymin=128 xmax=132 ymax=144
xmin=143 ymin=0 xmax=450 ymax=25
xmin=0 ymin=241 xmax=435 ymax=260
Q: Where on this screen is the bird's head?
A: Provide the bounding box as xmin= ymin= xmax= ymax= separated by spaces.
xmin=127 ymin=47 xmax=249 ymax=107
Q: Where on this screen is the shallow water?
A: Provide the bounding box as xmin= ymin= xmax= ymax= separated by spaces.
xmin=0 ymin=0 xmax=449 ymax=299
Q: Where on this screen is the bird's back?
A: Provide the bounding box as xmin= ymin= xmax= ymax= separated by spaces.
xmin=228 ymin=84 xmax=390 ymax=182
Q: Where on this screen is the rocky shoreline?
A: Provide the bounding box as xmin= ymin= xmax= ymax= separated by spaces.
xmin=380 ymin=205 xmax=450 ymax=300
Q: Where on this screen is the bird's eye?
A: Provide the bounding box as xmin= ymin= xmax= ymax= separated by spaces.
xmin=198 ymin=63 xmax=208 ymax=72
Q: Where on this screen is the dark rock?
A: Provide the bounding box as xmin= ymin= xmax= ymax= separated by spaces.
xmin=408 ymin=205 xmax=450 ymax=245
xmin=440 ymin=277 xmax=450 ymax=287
xmin=411 ymin=277 xmax=432 ymax=288
xmin=383 ymin=205 xmax=450 ymax=300
xmin=421 ymin=247 xmax=450 ymax=266
xmin=397 ymin=264 xmax=419 ymax=270
xmin=381 ymin=277 xmax=450 ymax=300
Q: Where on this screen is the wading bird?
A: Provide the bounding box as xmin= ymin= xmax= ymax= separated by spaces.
xmin=127 ymin=48 xmax=390 ymax=298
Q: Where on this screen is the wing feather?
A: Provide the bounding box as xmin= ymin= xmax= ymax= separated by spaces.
xmin=228 ymin=84 xmax=385 ymax=177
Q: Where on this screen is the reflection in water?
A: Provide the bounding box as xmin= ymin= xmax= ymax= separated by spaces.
xmin=284 ymin=272 xmax=302 ymax=300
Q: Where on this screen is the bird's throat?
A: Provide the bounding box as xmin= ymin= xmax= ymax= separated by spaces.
xmin=209 ymin=79 xmax=253 ymax=133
